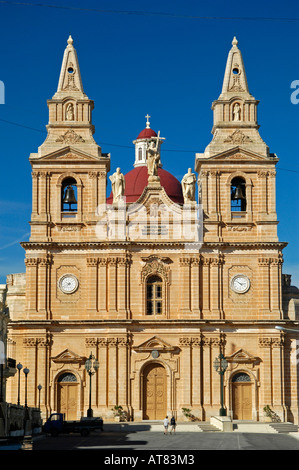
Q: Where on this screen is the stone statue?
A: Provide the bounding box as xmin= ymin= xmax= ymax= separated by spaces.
xmin=66 ymin=103 xmax=74 ymax=121
xmin=109 ymin=167 xmax=125 ymax=203
xmin=181 ymin=168 xmax=196 ymax=203
xmin=146 ymin=137 xmax=160 ymax=180
xmin=233 ymin=103 xmax=241 ymax=121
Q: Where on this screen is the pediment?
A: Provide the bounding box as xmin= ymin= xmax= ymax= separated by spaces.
xmin=226 ymin=348 xmax=259 ymax=364
xmin=133 ymin=336 xmax=177 ymax=352
xmin=134 ymin=185 xmax=183 ymax=213
xmin=31 ymin=146 xmax=101 ymax=163
xmin=51 ymin=348 xmax=85 ymax=364
xmin=209 ymin=146 xmax=269 ymax=162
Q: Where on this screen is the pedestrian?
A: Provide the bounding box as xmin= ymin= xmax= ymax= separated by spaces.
xmin=170 ymin=416 xmax=176 ymax=434
xmin=163 ymin=416 xmax=169 ymax=434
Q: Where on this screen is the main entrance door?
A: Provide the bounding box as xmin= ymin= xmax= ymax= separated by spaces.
xmin=143 ymin=363 xmax=167 ymax=420
xmin=232 ymin=373 xmax=252 ymax=420
xmin=57 ymin=372 xmax=78 ymax=420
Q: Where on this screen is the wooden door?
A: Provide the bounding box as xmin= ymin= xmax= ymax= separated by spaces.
xmin=232 ymin=383 xmax=252 ymax=420
xmin=143 ymin=364 xmax=167 ymax=420
xmin=57 ymin=382 xmax=78 ymax=420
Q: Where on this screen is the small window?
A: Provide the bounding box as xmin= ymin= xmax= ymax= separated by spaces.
xmin=138 ymin=148 xmax=143 ymax=161
xmin=231 ymin=177 xmax=246 ymax=212
xmin=61 ymin=177 xmax=77 ymax=212
xmin=146 ymin=275 xmax=163 ymax=315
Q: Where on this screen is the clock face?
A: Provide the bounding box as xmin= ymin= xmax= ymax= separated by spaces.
xmin=59 ymin=274 xmax=79 ymax=294
xmin=231 ymin=275 xmax=250 ymax=294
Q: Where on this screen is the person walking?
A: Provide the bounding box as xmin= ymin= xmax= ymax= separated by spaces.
xmin=170 ymin=416 xmax=176 ymax=434
xmin=163 ymin=416 xmax=169 ymax=434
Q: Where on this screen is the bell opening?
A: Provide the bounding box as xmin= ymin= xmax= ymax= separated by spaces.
xmin=231 ymin=177 xmax=246 ymax=212
xmin=61 ymin=177 xmax=78 ymax=212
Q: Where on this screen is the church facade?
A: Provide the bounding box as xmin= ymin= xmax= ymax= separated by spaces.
xmin=5 ymin=36 xmax=299 ymax=423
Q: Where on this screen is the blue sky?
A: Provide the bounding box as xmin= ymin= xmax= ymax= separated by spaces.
xmin=0 ymin=0 xmax=298 ymax=286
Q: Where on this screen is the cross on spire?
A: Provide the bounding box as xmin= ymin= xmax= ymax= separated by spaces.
xmin=145 ymin=114 xmax=151 ymax=128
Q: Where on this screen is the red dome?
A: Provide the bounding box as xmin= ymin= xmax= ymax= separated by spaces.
xmin=107 ymin=166 xmax=184 ymax=204
xmin=136 ymin=128 xmax=157 ymax=140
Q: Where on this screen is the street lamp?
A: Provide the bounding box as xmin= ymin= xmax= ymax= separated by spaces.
xmin=213 ymin=353 xmax=228 ymax=416
xmin=37 ymin=384 xmax=42 ymax=410
xmin=17 ymin=363 xmax=23 ymax=405
xmin=85 ymin=353 xmax=99 ymax=418
xmin=23 ymin=367 xmax=29 ymax=408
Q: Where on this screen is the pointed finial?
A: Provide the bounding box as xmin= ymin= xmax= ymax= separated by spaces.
xmin=145 ymin=114 xmax=151 ymax=128
xmin=232 ymin=36 xmax=238 ymax=47
xmin=67 ymin=35 xmax=73 ymax=46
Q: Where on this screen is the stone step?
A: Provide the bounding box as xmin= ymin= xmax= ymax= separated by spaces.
xmin=197 ymin=424 xmax=221 ymax=432
xmin=268 ymin=423 xmax=299 ymax=433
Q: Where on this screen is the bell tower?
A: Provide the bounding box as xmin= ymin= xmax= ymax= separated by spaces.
xmin=28 ymin=35 xmax=110 ymax=242
xmin=23 ymin=36 xmax=110 ymax=319
xmin=195 ymin=37 xmax=279 ymax=243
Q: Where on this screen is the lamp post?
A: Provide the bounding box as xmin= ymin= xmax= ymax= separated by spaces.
xmin=23 ymin=367 xmax=29 ymax=408
xmin=213 ymin=353 xmax=228 ymax=416
xmin=37 ymin=384 xmax=42 ymax=410
xmin=17 ymin=363 xmax=23 ymax=405
xmin=85 ymin=353 xmax=99 ymax=418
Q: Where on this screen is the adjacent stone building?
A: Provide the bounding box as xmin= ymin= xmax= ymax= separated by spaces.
xmin=5 ymin=36 xmax=299 ymax=423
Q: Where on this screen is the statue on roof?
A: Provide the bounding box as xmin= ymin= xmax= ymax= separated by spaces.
xmin=181 ymin=168 xmax=196 ymax=204
xmin=146 ymin=134 xmax=161 ymax=182
xmin=109 ymin=167 xmax=125 ymax=203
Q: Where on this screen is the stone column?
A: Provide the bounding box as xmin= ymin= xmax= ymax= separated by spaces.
xmin=88 ymin=171 xmax=98 ymax=216
xmin=258 ymin=257 xmax=271 ymax=317
xmin=272 ymin=336 xmax=286 ymax=421
xmin=23 ymin=338 xmax=37 ymax=408
xmin=200 ymin=170 xmax=209 ymax=215
xmin=98 ymin=258 xmax=107 ymax=314
xmin=179 ymin=258 xmax=191 ymax=313
xmin=210 ymin=258 xmax=221 ymax=318
xmin=38 ymin=257 xmax=48 ymax=316
xmin=202 ymin=258 xmax=210 ymax=316
xmin=269 ymin=256 xmax=283 ymax=318
xmin=98 ymin=338 xmax=108 ymax=407
xmin=190 ymin=258 xmax=200 ymax=316
xmin=259 ymin=338 xmax=272 ymax=407
xmin=118 ymin=338 xmax=128 ymax=410
xmin=107 ymin=338 xmax=118 ymax=406
xmin=191 ymin=338 xmax=202 ymax=416
xmin=25 ymin=258 xmax=38 ymax=315
xmin=268 ymin=170 xmax=277 ymax=218
xmin=179 ymin=338 xmax=192 ymax=407
xmin=108 ymin=258 xmax=117 ymax=313
xmin=117 ymin=257 xmax=128 ymax=317
xmin=202 ymin=337 xmax=212 ymax=412
xmin=257 ymin=170 xmax=267 ymax=217
xmin=87 ymin=258 xmax=98 ymax=315
xmin=39 ymin=171 xmax=47 ymax=218
xmin=31 ymin=171 xmax=39 ymax=218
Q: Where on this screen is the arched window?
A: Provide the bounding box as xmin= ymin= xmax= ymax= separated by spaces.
xmin=61 ymin=177 xmax=77 ymax=212
xmin=138 ymin=148 xmax=143 ymax=161
xmin=146 ymin=275 xmax=163 ymax=315
xmin=232 ymin=372 xmax=251 ymax=383
xmin=57 ymin=372 xmax=77 ymax=383
xmin=231 ymin=176 xmax=246 ymax=212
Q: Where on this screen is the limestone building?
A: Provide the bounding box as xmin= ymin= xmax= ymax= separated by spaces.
xmin=5 ymin=36 xmax=299 ymax=423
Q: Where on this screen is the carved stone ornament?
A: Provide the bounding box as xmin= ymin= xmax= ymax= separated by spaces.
xmin=141 ymin=257 xmax=170 ymax=284
xmin=56 ymin=129 xmax=85 ymax=144
xmin=224 ymin=130 xmax=253 ymax=144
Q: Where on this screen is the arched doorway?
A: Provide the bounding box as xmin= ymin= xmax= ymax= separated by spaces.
xmin=232 ymin=372 xmax=252 ymax=420
xmin=57 ymin=372 xmax=78 ymax=420
xmin=143 ymin=363 xmax=167 ymax=420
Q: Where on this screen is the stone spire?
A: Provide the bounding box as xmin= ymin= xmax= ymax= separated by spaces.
xmin=54 ymin=35 xmax=85 ymax=99
xmin=200 ymin=37 xmax=269 ymax=158
xmin=35 ymin=36 xmax=102 ymax=158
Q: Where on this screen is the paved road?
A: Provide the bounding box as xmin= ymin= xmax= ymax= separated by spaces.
xmin=30 ymin=430 xmax=299 ymax=451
